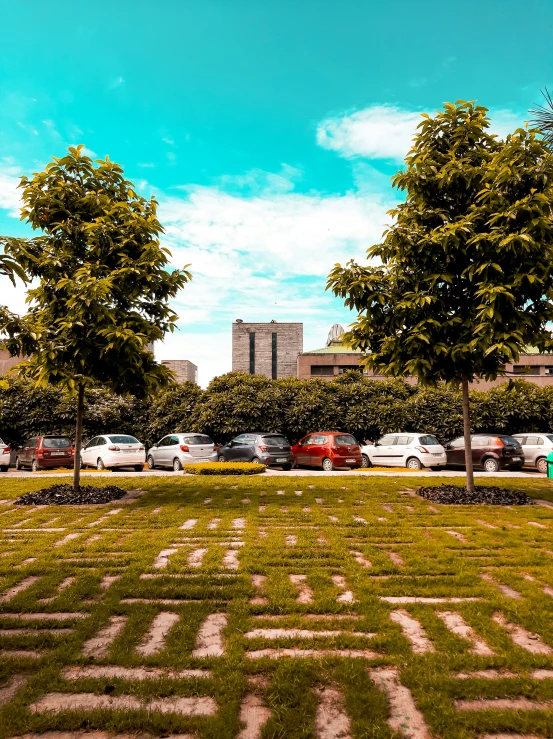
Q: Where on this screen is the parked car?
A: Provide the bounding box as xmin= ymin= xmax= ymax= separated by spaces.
xmin=81 ymin=434 xmax=145 ymax=471
xmin=362 ymin=433 xmax=447 ymax=470
xmin=511 ymin=433 xmax=553 ymax=473
xmin=444 ymin=434 xmax=524 ymax=472
xmin=147 ymin=433 xmax=217 ymax=471
xmin=0 ymin=438 xmax=10 ymax=472
xmin=292 ymin=432 xmax=362 ymax=471
xmin=218 ymin=433 xmax=293 ymax=469
xmin=15 ymin=435 xmax=74 ymax=472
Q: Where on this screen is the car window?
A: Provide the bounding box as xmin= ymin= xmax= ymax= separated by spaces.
xmin=395 ymin=436 xmax=413 ymax=445
xmin=314 ymin=435 xmax=328 ymax=445
xmin=513 ymin=436 xmax=526 ymax=445
xmin=262 ymin=435 xmax=289 ymax=445
xmin=25 ymin=437 xmax=38 ymax=447
xmin=449 ymin=437 xmax=464 ymax=449
xmin=182 ymin=435 xmax=213 ymax=445
xmin=42 ymin=437 xmax=71 ymax=448
xmin=158 ymin=437 xmax=169 ymax=447
xmin=525 ymin=436 xmax=540 ymax=445
xmin=300 ymin=435 xmax=314 ymax=446
xmin=500 ymin=436 xmax=519 ymax=446
xmin=97 ymin=437 xmax=107 ymax=446
xmin=85 ymin=437 xmax=98 ymax=448
xmin=232 ymin=435 xmax=247 ymax=445
xmin=419 ymin=435 xmax=439 ymax=445
xmin=334 ymin=434 xmax=357 ymax=446
xmin=546 ymin=435 xmax=553 ymax=443
xmin=244 ymin=435 xmax=257 ymax=445
xmin=377 ymin=435 xmax=397 ymax=446
xmin=471 ymin=436 xmax=489 ymax=446
xmin=107 ymin=435 xmax=139 ymax=444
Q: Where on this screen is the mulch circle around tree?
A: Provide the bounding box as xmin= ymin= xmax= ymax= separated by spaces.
xmin=14 ymin=484 xmax=128 ymax=506
xmin=418 ymin=484 xmax=532 ymax=506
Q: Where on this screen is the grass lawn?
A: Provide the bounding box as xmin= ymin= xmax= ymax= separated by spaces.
xmin=1 ymin=473 xmax=553 ymax=738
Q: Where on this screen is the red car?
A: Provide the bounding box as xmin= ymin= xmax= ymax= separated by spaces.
xmin=292 ymin=432 xmax=362 ymax=471
xmin=15 ymin=435 xmax=74 ymax=472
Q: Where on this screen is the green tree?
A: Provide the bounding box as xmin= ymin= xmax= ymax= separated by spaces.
xmin=328 ymin=101 xmax=553 ymax=491
xmin=0 ymin=253 xmax=27 ymax=287
xmin=0 ymin=146 xmax=190 ymax=489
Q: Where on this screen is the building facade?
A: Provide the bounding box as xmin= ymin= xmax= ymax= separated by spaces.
xmin=297 ymin=325 xmax=553 ymax=389
xmin=0 ymin=350 xmax=24 ymax=375
xmin=232 ymin=320 xmax=303 ymax=379
xmin=161 ymin=360 xmax=198 ymax=384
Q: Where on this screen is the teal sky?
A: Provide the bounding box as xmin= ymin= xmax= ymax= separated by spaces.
xmin=0 ymin=0 xmax=550 ymax=384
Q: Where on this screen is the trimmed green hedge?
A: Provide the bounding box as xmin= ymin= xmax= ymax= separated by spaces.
xmin=2 ymin=370 xmax=553 ymax=449
xmin=183 ymin=462 xmax=266 ymax=475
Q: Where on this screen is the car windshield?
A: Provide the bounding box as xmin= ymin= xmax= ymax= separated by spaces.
xmin=182 ymin=435 xmax=213 ymax=445
xmin=547 ymin=435 xmax=553 ymax=443
xmin=419 ymin=435 xmax=439 ymax=445
xmin=43 ymin=437 xmax=71 ymax=448
xmin=500 ymin=436 xmax=519 ymax=446
xmin=334 ymin=434 xmax=357 ymax=446
xmin=262 ymin=435 xmax=289 ymax=445
xmin=107 ymin=435 xmax=139 ymax=444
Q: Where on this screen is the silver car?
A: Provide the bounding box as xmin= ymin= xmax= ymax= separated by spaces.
xmin=511 ymin=433 xmax=553 ymax=473
xmin=0 ymin=438 xmax=10 ymax=472
xmin=147 ymin=433 xmax=217 ymax=471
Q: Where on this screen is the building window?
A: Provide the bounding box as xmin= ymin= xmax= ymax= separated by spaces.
xmin=311 ymin=365 xmax=335 ymax=376
xmin=272 ymin=332 xmax=277 ymax=380
xmin=513 ymin=365 xmax=540 ymax=375
xmin=338 ymin=366 xmax=363 ymax=374
xmin=545 ymin=367 xmax=553 ymax=375
xmin=249 ymin=332 xmax=255 ymax=374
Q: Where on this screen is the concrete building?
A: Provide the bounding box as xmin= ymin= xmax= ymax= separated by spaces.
xmin=297 ymin=324 xmax=553 ymax=389
xmin=232 ymin=320 xmax=303 ymax=379
xmin=161 ymin=359 xmax=198 ymax=384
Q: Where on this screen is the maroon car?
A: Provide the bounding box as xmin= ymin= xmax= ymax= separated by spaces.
xmin=292 ymin=432 xmax=362 ymax=471
xmin=15 ymin=435 xmax=74 ymax=472
xmin=444 ymin=434 xmax=524 ymax=472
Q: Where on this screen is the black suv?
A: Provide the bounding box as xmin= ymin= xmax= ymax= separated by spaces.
xmin=217 ymin=433 xmax=293 ymax=469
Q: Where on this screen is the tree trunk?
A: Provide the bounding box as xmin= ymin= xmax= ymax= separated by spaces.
xmin=461 ymin=373 xmax=475 ymax=493
xmin=72 ymin=383 xmax=85 ymax=491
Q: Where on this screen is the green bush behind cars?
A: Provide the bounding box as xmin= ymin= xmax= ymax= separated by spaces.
xmin=1 ymin=370 xmax=552 ymax=450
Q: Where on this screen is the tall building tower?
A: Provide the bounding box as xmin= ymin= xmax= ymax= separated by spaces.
xmin=232 ymin=320 xmax=303 ymax=379
xmin=161 ymin=360 xmax=198 ymax=384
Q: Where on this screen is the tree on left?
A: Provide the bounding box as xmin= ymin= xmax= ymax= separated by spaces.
xmin=0 ymin=146 xmax=191 ymax=490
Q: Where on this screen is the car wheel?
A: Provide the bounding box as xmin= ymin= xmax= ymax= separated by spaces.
xmin=96 ymin=458 xmax=105 ymax=471
xmin=147 ymin=456 xmax=156 ymax=470
xmin=406 ymin=457 xmax=423 ymax=471
xmin=218 ymin=454 xmax=226 ymax=463
xmin=14 ymin=457 xmax=20 ymax=470
xmin=134 ymin=465 xmax=144 ymax=472
xmin=173 ymin=457 xmax=183 ymax=471
xmin=31 ymin=459 xmax=39 ymax=472
xmin=322 ymin=457 xmax=334 ymax=472
xmin=281 ymin=463 xmax=292 ymax=471
xmin=537 ymin=457 xmax=547 ymax=474
xmin=0 ymin=466 xmax=8 ymax=473
xmin=361 ymin=454 xmax=371 ymax=468
xmin=251 ymin=456 xmax=261 ymax=464
xmin=483 ymin=457 xmax=500 ymax=473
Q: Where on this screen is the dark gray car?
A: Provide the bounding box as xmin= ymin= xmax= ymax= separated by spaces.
xmin=218 ymin=433 xmax=293 ymax=469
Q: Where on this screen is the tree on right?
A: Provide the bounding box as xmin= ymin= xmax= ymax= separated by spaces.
xmin=328 ymin=101 xmax=553 ymax=492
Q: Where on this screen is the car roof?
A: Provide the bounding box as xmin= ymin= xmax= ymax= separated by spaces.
xmin=513 ymin=432 xmax=552 ymax=435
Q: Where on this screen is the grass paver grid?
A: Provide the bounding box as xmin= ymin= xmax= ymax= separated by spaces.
xmin=1 ymin=476 xmax=553 ymax=737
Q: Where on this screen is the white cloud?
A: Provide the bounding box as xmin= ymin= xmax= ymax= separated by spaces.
xmin=81 ymin=146 xmax=97 ymax=158
xmin=317 ymin=104 xmax=528 ymax=161
xmin=0 ymin=165 xmax=22 ymax=216
xmin=317 ymin=105 xmax=422 ymax=160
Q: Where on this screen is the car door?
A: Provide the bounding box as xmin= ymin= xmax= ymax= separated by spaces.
xmin=470 ymin=436 xmax=490 ymax=467
xmin=154 ymin=436 xmax=171 ymax=466
xmin=393 ymin=435 xmax=413 ymax=466
xmin=522 ymin=435 xmax=540 ymax=467
xmin=81 ymin=437 xmax=98 ymax=466
xmin=225 ymin=435 xmax=246 ymax=461
xmin=371 ymin=435 xmax=397 ymax=466
xmin=165 ymin=435 xmax=180 ymax=466
xmin=445 ymin=437 xmax=465 ymax=465
xmin=21 ymin=437 xmax=36 ymax=466
xmin=310 ymin=434 xmax=328 ymax=467
xmin=242 ymin=434 xmax=257 ymax=461
xmin=295 ymin=435 xmax=313 ymax=465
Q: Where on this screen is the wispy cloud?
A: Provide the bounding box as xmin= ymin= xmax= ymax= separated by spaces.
xmin=0 ymin=165 xmax=22 ymax=216
xmin=109 ymin=76 xmax=124 ymax=89
xmin=162 ymin=137 xmax=175 ymax=145
xmin=317 ymin=104 xmax=528 ymax=161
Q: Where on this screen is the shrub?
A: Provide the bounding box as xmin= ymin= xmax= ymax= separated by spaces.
xmin=183 ymin=462 xmax=266 ymax=475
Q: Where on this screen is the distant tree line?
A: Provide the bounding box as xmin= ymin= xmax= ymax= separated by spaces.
xmin=1 ymin=370 xmax=553 ymax=449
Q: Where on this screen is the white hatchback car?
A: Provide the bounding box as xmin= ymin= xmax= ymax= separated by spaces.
xmin=361 ymin=432 xmax=447 ymax=470
xmin=0 ymin=438 xmax=10 ymax=472
xmin=81 ymin=434 xmax=146 ymax=471
xmin=147 ymin=433 xmax=217 ymax=471
xmin=511 ymin=433 xmax=553 ymax=473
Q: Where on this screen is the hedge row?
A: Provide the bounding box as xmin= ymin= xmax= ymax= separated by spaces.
xmin=1 ymin=370 xmax=552 ymax=449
